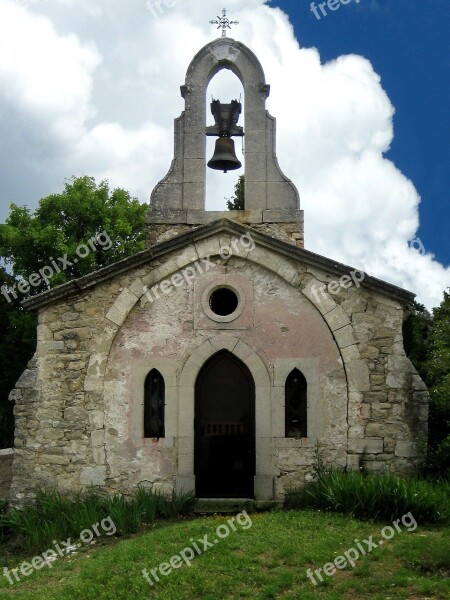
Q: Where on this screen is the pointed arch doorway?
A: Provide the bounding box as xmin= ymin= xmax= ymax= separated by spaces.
xmin=194 ymin=350 xmax=255 ymax=498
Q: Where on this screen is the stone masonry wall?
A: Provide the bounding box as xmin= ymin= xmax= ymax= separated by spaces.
xmin=9 ymin=231 xmax=428 ymax=502
xmin=147 ymin=221 xmax=304 ymax=249
xmin=0 ymin=449 xmax=14 ymax=500
xmin=300 ymin=266 xmax=428 ymax=476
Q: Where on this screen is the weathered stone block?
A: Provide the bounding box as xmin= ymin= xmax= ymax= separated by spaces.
xmin=37 ymin=324 xmax=54 ymax=341
xmin=41 ymin=455 xmax=70 ymax=466
xmin=80 ymin=466 xmax=106 ymax=486
xmin=62 ymin=312 xmax=80 ymax=322
xmin=301 ymin=277 xmax=337 ymax=314
xmin=341 ymin=344 xmax=361 ymax=363
xmin=395 ymin=441 xmax=418 ymax=458
xmin=129 ymin=278 xmax=146 ymax=298
xmin=371 ymin=403 xmax=392 ymax=419
xmin=324 ymin=306 xmax=351 ymax=332
xmin=106 ymin=288 xmax=138 ymax=327
xmin=91 ymin=430 xmax=105 ymax=447
xmin=334 ymin=325 xmax=357 ymax=349
xmin=92 ymin=447 xmax=106 ymax=465
xmin=89 ymin=410 xmax=104 ymax=430
xmin=346 ymin=361 xmax=370 ymax=392
xmin=15 ymin=366 xmax=37 ymax=390
xmin=276 ymin=262 xmax=298 ymax=284
xmin=254 ymin=475 xmax=274 ymax=501
xmin=348 ymin=438 xmax=383 ymax=454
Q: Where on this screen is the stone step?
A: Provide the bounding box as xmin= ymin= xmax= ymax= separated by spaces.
xmin=194 ymin=498 xmax=254 ymax=513
xmin=194 ymin=498 xmax=278 ymax=513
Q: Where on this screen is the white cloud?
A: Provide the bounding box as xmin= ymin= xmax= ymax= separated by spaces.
xmin=0 ymin=0 xmax=101 ymax=141
xmin=0 ymin=0 xmax=448 ymax=308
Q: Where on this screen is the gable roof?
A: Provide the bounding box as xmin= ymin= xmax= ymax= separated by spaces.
xmin=22 ymin=219 xmax=415 ymax=310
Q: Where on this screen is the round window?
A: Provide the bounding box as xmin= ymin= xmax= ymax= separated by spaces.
xmin=209 ymin=287 xmax=239 ymax=316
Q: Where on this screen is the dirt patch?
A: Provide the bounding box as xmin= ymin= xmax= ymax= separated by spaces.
xmin=0 ymin=451 xmax=13 ymax=499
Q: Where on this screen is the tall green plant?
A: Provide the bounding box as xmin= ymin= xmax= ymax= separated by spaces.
xmin=0 ymin=487 xmax=195 ymax=553
xmin=285 ymin=472 xmax=450 ymax=524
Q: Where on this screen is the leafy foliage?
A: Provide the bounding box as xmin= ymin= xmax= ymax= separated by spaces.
xmin=0 ymin=487 xmax=195 ymax=553
xmin=0 ymin=176 xmax=147 ymax=448
xmin=402 ymin=300 xmax=432 ymax=382
xmin=226 ymin=175 xmax=245 ymax=210
xmin=403 ymin=292 xmax=450 ymax=477
xmin=285 ymin=472 xmax=450 ymax=524
xmin=0 ymin=268 xmax=36 ymax=447
xmin=425 ymin=290 xmax=450 ymax=476
xmin=0 ymin=176 xmax=147 ymax=295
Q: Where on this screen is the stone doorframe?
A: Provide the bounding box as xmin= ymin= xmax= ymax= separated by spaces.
xmin=175 ymin=334 xmax=273 ymax=500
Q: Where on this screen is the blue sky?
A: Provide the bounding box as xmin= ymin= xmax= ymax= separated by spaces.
xmin=273 ymin=0 xmax=450 ymax=268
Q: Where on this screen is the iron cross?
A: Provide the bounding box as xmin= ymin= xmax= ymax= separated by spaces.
xmin=210 ymin=8 xmax=239 ymax=38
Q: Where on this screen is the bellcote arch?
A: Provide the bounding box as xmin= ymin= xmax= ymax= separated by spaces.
xmin=147 ymin=37 xmax=302 ymax=234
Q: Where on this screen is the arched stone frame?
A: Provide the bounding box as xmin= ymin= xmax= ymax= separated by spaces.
xmin=127 ymin=358 xmax=178 ymax=444
xmin=176 ymin=335 xmax=272 ymax=501
xmin=150 ymin=37 xmax=299 ymax=213
xmin=272 ymin=358 xmax=320 ymax=441
xmin=83 ymin=232 xmax=368 ymax=484
xmin=284 ymin=368 xmax=308 ymax=438
xmin=144 ymin=369 xmax=165 ymax=439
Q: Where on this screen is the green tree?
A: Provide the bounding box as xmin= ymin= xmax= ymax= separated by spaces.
xmin=426 ymin=290 xmax=450 ymax=476
xmin=0 ymin=176 xmax=147 ymax=448
xmin=403 ymin=300 xmax=433 ymax=382
xmin=0 ymin=267 xmax=36 ymax=447
xmin=226 ymin=175 xmax=245 ymax=210
xmin=0 ymin=176 xmax=147 ymax=296
xmin=404 ymin=291 xmax=450 ymax=477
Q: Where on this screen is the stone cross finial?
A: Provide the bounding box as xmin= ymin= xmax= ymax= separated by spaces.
xmin=210 ymin=8 xmax=239 ymax=37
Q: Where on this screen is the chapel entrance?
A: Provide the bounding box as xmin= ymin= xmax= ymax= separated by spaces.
xmin=194 ymin=350 xmax=255 ymax=498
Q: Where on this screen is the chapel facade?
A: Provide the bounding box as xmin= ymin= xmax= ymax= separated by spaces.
xmin=9 ymin=38 xmax=428 ymax=504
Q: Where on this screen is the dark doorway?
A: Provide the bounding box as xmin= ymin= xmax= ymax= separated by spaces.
xmin=195 ymin=351 xmax=255 ymax=498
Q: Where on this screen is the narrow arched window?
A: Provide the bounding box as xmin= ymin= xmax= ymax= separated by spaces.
xmin=285 ymin=369 xmax=307 ymax=438
xmin=144 ymin=369 xmax=165 ymax=439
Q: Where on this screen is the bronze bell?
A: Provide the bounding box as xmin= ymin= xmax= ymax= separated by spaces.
xmin=207 ymin=136 xmax=242 ymax=173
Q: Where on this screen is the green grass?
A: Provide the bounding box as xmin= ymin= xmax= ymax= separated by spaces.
xmin=0 ymin=510 xmax=448 ymax=599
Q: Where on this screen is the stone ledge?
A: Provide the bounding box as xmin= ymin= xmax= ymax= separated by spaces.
xmin=147 ymin=209 xmax=303 ymax=225
xmin=194 ymin=498 xmax=255 ymax=513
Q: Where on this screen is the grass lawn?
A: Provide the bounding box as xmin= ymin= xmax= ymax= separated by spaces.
xmin=0 ymin=510 xmax=448 ymax=599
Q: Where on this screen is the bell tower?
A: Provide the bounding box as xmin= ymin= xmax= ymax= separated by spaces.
xmin=146 ymin=36 xmax=304 ymax=247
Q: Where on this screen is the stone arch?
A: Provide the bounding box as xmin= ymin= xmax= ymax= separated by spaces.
xmin=185 ymin=38 xmax=268 ymax=90
xmin=176 ymin=334 xmax=272 ymax=499
xmin=85 ymin=238 xmax=360 ymax=492
xmin=89 ymin=237 xmax=363 ymax=401
xmin=178 ymin=335 xmax=270 ymax=387
xmin=84 ymin=237 xmax=367 ymax=479
xmin=150 ymin=37 xmax=299 ymax=213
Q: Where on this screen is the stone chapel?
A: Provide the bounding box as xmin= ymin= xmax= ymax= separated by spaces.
xmin=9 ymin=37 xmax=428 ymax=504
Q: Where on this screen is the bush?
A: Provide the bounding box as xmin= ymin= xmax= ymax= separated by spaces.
xmin=426 ymin=387 xmax=450 ymax=478
xmin=0 ymin=487 xmax=195 ymax=553
xmin=285 ymin=472 xmax=450 ymax=525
